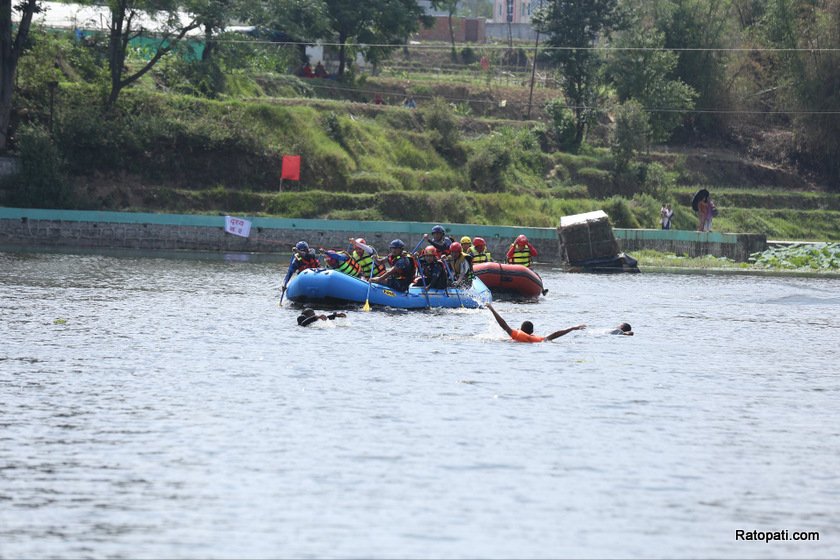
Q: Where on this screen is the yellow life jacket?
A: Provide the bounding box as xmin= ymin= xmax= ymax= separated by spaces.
xmin=508 ymin=246 xmax=532 ymax=267
xmin=469 ymin=247 xmax=492 ymax=264
xmin=450 ymin=253 xmax=473 ymax=280
xmin=335 ymin=253 xmax=361 ymax=278
xmin=353 ymin=250 xmax=384 ymax=277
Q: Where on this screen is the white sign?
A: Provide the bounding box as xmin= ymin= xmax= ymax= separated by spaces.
xmin=224 ymin=216 xmax=252 ymax=238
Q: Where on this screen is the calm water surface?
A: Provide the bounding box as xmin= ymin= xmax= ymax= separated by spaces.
xmin=1 ymin=249 xmax=839 ymax=559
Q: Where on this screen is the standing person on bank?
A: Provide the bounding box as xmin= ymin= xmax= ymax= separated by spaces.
xmin=506 ymin=235 xmax=538 ymax=268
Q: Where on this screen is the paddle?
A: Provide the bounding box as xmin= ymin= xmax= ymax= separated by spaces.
xmin=363 ymin=275 xmax=373 ymax=311
xmin=280 ymin=285 xmax=286 ymax=306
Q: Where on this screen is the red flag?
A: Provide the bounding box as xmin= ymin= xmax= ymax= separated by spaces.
xmin=281 ymin=155 xmax=301 ymax=181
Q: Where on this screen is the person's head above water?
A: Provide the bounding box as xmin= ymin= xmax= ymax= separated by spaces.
xmin=297 ymin=308 xmax=317 ymax=326
xmin=618 ymin=322 xmax=631 ymax=332
xmin=520 ymin=320 xmax=534 ymax=334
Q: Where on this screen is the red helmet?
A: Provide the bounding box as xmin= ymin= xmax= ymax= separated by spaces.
xmin=473 ymin=237 xmax=486 ymax=248
xmin=450 ymin=242 xmax=462 ymax=253
xmin=516 ymin=235 xmax=528 ymax=245
xmin=355 ymin=237 xmax=366 ymax=245
xmin=423 ymin=246 xmax=437 ymax=256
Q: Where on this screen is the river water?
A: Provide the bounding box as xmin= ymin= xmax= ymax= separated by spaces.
xmin=1 ymin=248 xmax=839 ymax=559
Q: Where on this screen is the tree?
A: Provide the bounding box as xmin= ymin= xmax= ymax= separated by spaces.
xmin=607 ymin=27 xmax=697 ymax=142
xmin=611 ymin=99 xmax=651 ymax=170
xmin=533 ymin=0 xmax=624 ymax=148
xmin=102 ymin=0 xmax=201 ymax=107
xmin=1 ymin=0 xmax=41 ymax=152
xmin=432 ymin=0 xmax=459 ymax=61
xmin=324 ymin=0 xmax=427 ymax=78
xmin=656 ymin=0 xmax=736 ymax=134
xmin=761 ymin=0 xmax=840 ymax=184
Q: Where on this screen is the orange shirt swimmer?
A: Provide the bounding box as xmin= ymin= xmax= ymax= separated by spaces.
xmin=487 ymin=303 xmax=585 ymax=343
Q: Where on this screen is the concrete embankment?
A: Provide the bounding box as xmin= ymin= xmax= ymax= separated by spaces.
xmin=0 ymin=208 xmax=767 ymax=262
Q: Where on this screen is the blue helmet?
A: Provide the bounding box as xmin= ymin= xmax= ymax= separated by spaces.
xmin=295 ymin=241 xmax=309 ymax=252
xmin=431 ymin=225 xmax=445 ymax=234
xmin=389 ymin=239 xmax=405 ymax=249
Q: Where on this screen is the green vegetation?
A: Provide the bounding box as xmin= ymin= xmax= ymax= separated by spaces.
xmin=1 ymin=0 xmax=839 ymax=241
xmin=750 ymin=244 xmax=840 ymax=271
xmin=636 ymin=246 xmax=840 ymax=273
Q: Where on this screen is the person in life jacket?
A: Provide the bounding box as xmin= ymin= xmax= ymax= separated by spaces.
xmin=321 ymin=248 xmax=362 ymax=278
xmin=459 ymin=236 xmax=473 ymax=255
xmin=423 ymin=225 xmax=452 ymax=254
xmin=372 ymin=239 xmax=417 ymax=293
xmin=469 ymin=237 xmax=493 ymax=263
xmin=445 ymin=241 xmax=473 ymax=287
xmin=506 ymin=234 xmax=538 ymax=267
xmin=282 ymin=241 xmax=320 ymax=295
xmin=487 ymin=303 xmax=585 ymax=343
xmin=414 ymin=246 xmax=448 ymax=290
xmin=348 ymin=237 xmax=385 ymax=279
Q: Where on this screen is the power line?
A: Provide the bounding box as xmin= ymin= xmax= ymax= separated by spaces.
xmin=204 ymin=37 xmax=840 ymax=53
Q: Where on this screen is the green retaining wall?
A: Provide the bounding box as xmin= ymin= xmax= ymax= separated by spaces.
xmin=614 ymin=228 xmax=767 ymax=261
xmin=0 ymin=208 xmax=766 ymax=262
xmin=0 ymin=208 xmax=561 ymax=260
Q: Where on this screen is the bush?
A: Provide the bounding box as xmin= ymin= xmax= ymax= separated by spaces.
xmin=461 ymin=46 xmax=478 ymax=65
xmin=610 ymin=100 xmax=651 ymax=171
xmin=420 ymin=97 xmax=463 ymax=162
xmin=468 ymin=136 xmax=511 ymax=193
xmin=10 ymin=125 xmax=71 ymax=208
xmin=577 ymin=167 xmax=613 ymax=198
xmin=544 ymin=98 xmax=577 ymax=151
xmin=601 ymin=197 xmax=641 ymax=228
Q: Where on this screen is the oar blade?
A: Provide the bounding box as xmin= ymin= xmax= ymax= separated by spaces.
xmin=363 ymin=300 xmax=371 ymax=311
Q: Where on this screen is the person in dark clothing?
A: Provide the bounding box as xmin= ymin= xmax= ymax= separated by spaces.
xmin=610 ymin=323 xmax=634 ymax=336
xmin=415 ymin=246 xmax=448 ymax=290
xmin=423 ymin=225 xmax=452 ymax=254
xmin=282 ymin=241 xmax=320 ymax=297
xmin=297 ymin=308 xmax=346 ymax=327
xmin=372 ymin=239 xmax=416 ymax=293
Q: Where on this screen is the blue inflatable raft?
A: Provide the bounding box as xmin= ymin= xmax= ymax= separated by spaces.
xmin=285 ymin=269 xmax=492 ymax=309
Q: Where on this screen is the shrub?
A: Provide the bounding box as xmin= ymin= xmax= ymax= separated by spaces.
xmin=10 ymin=124 xmax=71 ymax=208
xmin=468 ymin=136 xmax=511 ymax=193
xmin=601 ymin=197 xmax=641 ymax=228
xmin=420 ymin=97 xmax=463 ymax=162
xmin=544 ymin=98 xmax=577 ymax=151
xmin=577 ymin=167 xmax=613 ymax=198
xmin=461 ymin=46 xmax=478 ymax=65
xmin=610 ymin=100 xmax=651 ymax=171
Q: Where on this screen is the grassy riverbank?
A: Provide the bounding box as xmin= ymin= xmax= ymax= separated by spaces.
xmin=3 ymin=33 xmax=839 ymax=241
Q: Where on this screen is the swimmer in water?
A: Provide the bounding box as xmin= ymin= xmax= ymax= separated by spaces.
xmin=609 ymin=323 xmax=633 ymax=336
xmin=487 ymin=303 xmax=585 ymax=343
xmin=297 ymin=308 xmax=347 ymax=327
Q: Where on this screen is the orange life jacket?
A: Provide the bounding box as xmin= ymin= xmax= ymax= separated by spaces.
xmin=510 ymin=329 xmax=544 ymax=343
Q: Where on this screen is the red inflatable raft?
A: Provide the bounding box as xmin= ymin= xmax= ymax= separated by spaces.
xmin=473 ymin=263 xmax=546 ymax=298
